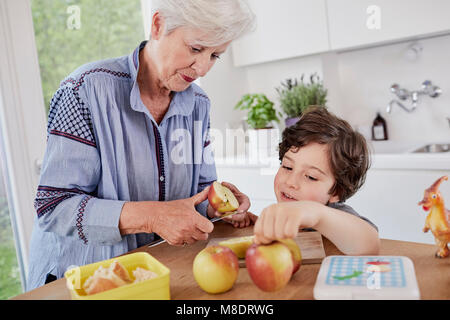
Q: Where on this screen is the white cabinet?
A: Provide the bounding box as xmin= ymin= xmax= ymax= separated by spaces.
xmin=327 ymin=0 xmax=450 ymax=50
xmin=231 ymin=0 xmax=450 ymax=66
xmin=231 ymin=0 xmax=330 ymax=67
xmin=346 ymin=169 xmax=450 ymax=245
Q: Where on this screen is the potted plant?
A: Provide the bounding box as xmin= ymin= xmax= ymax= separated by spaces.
xmin=234 ymin=93 xmax=282 ymax=157
xmin=276 ymin=73 xmax=328 ymax=127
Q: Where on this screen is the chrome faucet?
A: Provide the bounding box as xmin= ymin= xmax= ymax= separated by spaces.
xmin=387 ymin=80 xmax=442 ymax=113
xmin=387 ymin=99 xmax=415 ymax=113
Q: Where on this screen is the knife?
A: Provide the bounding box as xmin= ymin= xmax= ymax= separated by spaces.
xmin=210 ymin=210 xmax=240 ymax=223
xmin=147 ymin=211 xmax=240 ymax=248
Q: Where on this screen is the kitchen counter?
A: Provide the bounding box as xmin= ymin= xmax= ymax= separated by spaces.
xmin=11 ymin=222 xmax=450 ymax=300
xmin=368 ymin=140 xmax=450 ymax=170
xmin=214 ymin=140 xmax=450 ymax=171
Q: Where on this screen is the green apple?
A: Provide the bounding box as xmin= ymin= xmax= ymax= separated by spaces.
xmin=218 ymin=236 xmax=255 ymax=259
xmin=245 ymin=242 xmax=293 ymax=292
xmin=193 ymin=245 xmax=239 ymax=294
xmin=278 ymin=238 xmax=302 ymax=274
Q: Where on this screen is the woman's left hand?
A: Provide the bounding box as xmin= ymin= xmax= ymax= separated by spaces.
xmin=208 ymin=181 xmax=255 ymax=228
xmin=228 ymin=211 xmax=259 ymax=228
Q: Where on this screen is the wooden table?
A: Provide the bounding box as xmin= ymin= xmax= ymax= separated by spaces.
xmin=12 ymin=222 xmax=450 ymax=300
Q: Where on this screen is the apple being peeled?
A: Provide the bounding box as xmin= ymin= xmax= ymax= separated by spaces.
xmin=278 ymin=238 xmax=302 ymax=274
xmin=245 ymin=242 xmax=293 ymax=292
xmin=208 ymin=181 xmax=239 ymax=213
xmin=193 ymin=245 xmax=239 ymax=294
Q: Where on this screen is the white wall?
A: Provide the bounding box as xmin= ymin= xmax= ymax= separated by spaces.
xmin=245 ymin=53 xmax=325 ymax=132
xmin=336 ymin=34 xmax=450 ymax=142
xmin=202 ymin=34 xmax=450 ymax=143
xmin=203 ymin=50 xmax=326 ymax=135
xmin=201 ymin=50 xmax=250 ymax=134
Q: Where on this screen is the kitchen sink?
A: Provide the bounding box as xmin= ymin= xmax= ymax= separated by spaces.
xmin=411 ymin=143 xmax=450 ymax=153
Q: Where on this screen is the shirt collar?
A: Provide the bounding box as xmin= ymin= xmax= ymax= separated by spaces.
xmin=128 ymin=40 xmax=147 ymax=81
xmin=128 ymin=41 xmax=195 ymax=121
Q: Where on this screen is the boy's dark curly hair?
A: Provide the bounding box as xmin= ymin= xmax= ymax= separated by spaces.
xmin=278 ymin=107 xmax=370 ymax=202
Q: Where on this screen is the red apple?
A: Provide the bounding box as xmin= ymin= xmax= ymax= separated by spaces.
xmin=208 ymin=181 xmax=239 ymax=213
xmin=193 ymin=245 xmax=239 ymax=294
xmin=278 ymin=238 xmax=302 ymax=274
xmin=245 ymin=242 xmax=294 ymax=292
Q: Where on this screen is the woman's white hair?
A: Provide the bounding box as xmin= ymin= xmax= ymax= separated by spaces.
xmin=151 ymin=0 xmax=256 ymax=46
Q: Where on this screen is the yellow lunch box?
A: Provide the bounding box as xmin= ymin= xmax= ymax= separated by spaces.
xmin=64 ymin=252 xmax=170 ymax=300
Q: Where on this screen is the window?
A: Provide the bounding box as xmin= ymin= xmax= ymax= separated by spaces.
xmin=0 ymin=0 xmax=149 ymax=297
xmin=0 ymin=141 xmax=23 ymax=299
xmin=31 ymin=0 xmax=146 ymax=113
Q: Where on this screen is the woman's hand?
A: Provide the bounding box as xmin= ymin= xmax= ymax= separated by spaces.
xmin=119 ymin=187 xmax=214 ymax=246
xmin=207 ymin=181 xmax=254 ymax=228
xmin=231 ymin=211 xmax=259 ymax=228
xmin=253 ymin=200 xmax=324 ymax=244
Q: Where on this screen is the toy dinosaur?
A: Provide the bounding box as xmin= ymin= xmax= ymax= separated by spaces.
xmin=418 ymin=176 xmax=450 ymax=258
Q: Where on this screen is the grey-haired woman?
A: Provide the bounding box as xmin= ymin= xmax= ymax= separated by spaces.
xmin=27 ymin=0 xmax=256 ymax=290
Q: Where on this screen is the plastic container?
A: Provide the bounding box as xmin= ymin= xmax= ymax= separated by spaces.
xmin=64 ymin=252 xmax=170 ymax=300
xmin=313 ymin=256 xmax=420 ymax=300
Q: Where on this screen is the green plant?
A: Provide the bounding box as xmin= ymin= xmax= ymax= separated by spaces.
xmin=276 ymin=73 xmax=328 ymax=118
xmin=234 ymin=94 xmax=282 ymax=129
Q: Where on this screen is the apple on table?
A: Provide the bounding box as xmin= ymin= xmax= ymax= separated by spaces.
xmin=193 ymin=245 xmax=239 ymax=294
xmin=246 ymin=240 xmax=302 ymax=292
xmin=278 ymin=238 xmax=302 ymax=275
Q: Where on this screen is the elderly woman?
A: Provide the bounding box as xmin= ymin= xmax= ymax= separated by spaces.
xmin=27 ymin=0 xmax=256 ymax=290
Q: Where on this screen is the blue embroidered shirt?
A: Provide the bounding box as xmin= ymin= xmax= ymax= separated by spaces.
xmin=26 ymin=41 xmax=217 ymax=290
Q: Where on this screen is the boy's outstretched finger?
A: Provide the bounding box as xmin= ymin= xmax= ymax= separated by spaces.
xmin=262 ymin=210 xmax=276 ymax=240
xmin=254 ymin=233 xmax=272 ymax=245
xmin=284 ymin=218 xmax=299 ymax=239
xmin=253 ymin=217 xmax=272 ymax=244
xmin=275 ymin=212 xmax=289 ymax=240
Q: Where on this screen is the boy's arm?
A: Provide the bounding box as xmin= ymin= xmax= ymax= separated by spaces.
xmin=254 ymin=201 xmax=380 ymax=255
xmin=315 ymin=204 xmax=380 ymax=255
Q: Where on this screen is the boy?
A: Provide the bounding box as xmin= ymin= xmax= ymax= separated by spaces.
xmin=222 ymin=107 xmax=379 ymax=255
xmin=252 ymin=107 xmax=380 ymax=255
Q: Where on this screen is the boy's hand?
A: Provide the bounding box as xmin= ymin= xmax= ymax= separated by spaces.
xmin=253 ymin=200 xmax=324 ymax=244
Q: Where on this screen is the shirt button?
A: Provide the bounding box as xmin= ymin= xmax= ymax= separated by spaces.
xmin=160 ymin=176 xmax=164 ymax=182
